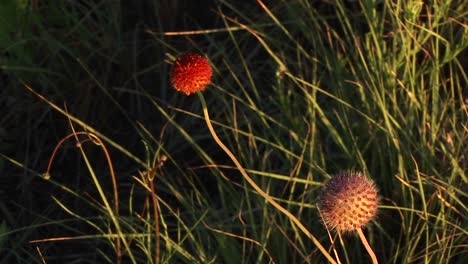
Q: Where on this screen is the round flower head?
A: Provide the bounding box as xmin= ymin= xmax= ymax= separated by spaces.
xmin=170 ymin=53 xmax=212 ymax=95
xmin=319 ymin=171 xmax=378 ymax=232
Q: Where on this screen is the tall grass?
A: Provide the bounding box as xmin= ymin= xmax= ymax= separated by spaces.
xmin=1 ymin=0 xmax=466 ymax=263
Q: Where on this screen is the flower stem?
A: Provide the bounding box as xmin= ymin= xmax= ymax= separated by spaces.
xmin=197 ymin=92 xmax=337 ymax=264
xmin=357 ymin=228 xmax=378 ymax=264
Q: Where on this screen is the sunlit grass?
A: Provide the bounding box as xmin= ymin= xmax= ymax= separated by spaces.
xmin=0 ymin=0 xmax=466 ymax=263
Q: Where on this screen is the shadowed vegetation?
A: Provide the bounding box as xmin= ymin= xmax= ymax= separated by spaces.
xmin=1 ymin=0 xmax=466 ymax=263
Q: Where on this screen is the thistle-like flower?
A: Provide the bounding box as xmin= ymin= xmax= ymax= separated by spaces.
xmin=170 ymin=52 xmax=212 ymax=95
xmin=319 ymin=171 xmax=378 ymax=232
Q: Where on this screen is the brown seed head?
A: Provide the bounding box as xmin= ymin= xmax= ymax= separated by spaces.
xmin=170 ymin=53 xmax=212 ymax=95
xmin=319 ymin=171 xmax=378 ymax=232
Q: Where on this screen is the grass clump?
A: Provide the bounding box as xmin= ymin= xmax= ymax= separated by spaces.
xmin=0 ymin=0 xmax=466 ymax=263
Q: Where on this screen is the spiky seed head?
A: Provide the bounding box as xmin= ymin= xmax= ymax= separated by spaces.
xmin=170 ymin=53 xmax=212 ymax=95
xmin=319 ymin=171 xmax=378 ymax=232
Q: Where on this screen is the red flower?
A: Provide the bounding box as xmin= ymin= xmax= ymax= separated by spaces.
xmin=170 ymin=53 xmax=213 ymax=95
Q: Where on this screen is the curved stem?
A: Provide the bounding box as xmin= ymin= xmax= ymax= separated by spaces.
xmin=45 ymin=131 xmax=128 ymax=263
xmin=357 ymin=228 xmax=378 ymax=264
xmin=197 ymin=92 xmax=337 ymax=264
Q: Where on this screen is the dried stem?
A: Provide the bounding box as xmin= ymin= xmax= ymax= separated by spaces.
xmin=356 ymin=228 xmax=378 ymax=264
xmin=197 ymin=92 xmax=337 ymax=264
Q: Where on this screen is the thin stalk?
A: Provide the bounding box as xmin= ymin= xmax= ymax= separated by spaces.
xmin=356 ymin=228 xmax=378 ymax=264
xmin=149 ymin=168 xmax=161 ymax=264
xmin=44 ymin=131 xmax=124 ymax=263
xmin=197 ymin=92 xmax=337 ymax=264
xmin=78 ymin=134 xmax=135 ymax=263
